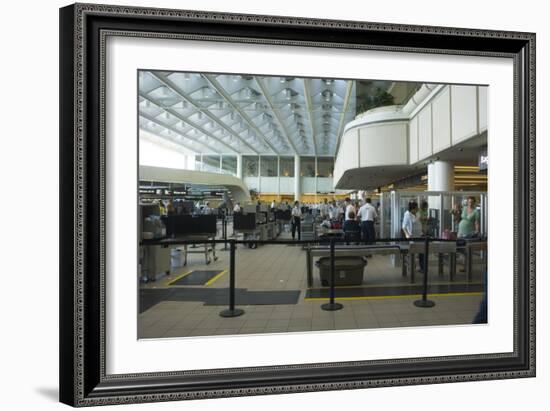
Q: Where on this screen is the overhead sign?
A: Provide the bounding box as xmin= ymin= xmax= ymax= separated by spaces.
xmin=479 ymin=149 xmax=488 ymax=171
xmin=139 ymin=188 xmax=156 ymax=194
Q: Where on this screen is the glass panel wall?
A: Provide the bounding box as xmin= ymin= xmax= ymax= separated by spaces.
xmin=279 ymin=156 xmax=295 ymax=177
xmin=301 ymin=157 xmax=316 ymax=177
xmin=202 ymin=155 xmax=221 ymax=173
xmin=221 ymin=155 xmax=237 ymax=175
xmin=194 ymin=154 xmax=203 ymax=171
xmin=260 ymin=156 xmax=278 ymax=177
xmin=317 ymin=157 xmax=334 ymax=177
xmin=243 ymin=156 xmax=259 ymax=177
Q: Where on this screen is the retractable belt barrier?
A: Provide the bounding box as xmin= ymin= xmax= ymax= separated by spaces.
xmin=139 ymin=236 xmax=485 ymax=314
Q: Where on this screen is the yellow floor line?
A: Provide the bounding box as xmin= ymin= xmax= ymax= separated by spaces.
xmin=303 ymin=291 xmax=483 ymax=302
xmin=166 ymin=270 xmax=192 ymax=286
xmin=205 ymin=270 xmax=228 ymax=286
xmin=307 ymin=281 xmax=482 ymax=290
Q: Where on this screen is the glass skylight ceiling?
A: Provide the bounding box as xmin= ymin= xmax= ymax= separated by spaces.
xmin=138 ymin=71 xmax=357 ymax=156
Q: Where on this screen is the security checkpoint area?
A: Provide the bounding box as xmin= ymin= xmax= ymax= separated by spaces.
xmin=137 ymin=70 xmax=488 ymax=339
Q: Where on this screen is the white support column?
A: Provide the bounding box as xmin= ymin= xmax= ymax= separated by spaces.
xmin=294 ymin=155 xmax=301 ymax=202
xmin=236 ymin=154 xmax=243 ymax=179
xmin=314 ymin=157 xmax=318 ymax=203
xmin=428 ymin=160 xmax=455 ymax=191
xmin=427 ymin=160 xmax=454 ymax=215
xmin=277 ymin=156 xmax=281 ymax=201
xmin=258 ymin=156 xmax=262 ymax=195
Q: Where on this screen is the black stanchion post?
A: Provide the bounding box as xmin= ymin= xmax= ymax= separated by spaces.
xmin=222 ymin=215 xmax=228 ymax=250
xmin=322 ymin=237 xmax=343 ymax=311
xmin=220 ymin=240 xmax=244 ymax=317
xmin=414 ymin=237 xmax=435 ymax=308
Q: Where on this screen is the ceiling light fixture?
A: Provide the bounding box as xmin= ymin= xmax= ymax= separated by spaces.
xmin=322 ymin=90 xmax=333 ymax=101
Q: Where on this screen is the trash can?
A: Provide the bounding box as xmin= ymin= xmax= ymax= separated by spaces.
xmin=317 ymin=257 xmax=366 ymax=286
xmin=170 ymin=248 xmax=184 ymax=268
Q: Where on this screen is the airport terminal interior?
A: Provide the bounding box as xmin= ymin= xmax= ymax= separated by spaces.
xmin=138 ymin=71 xmax=488 ymax=339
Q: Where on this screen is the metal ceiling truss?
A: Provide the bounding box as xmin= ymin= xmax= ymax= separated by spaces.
xmin=253 ymin=77 xmax=300 ymax=155
xmin=139 ymin=112 xmax=221 ymax=154
xmin=335 ymin=81 xmax=354 ymax=157
xmin=147 ymin=72 xmax=259 ymax=154
xmin=302 ymin=78 xmax=318 ymax=156
xmin=202 ymin=74 xmax=281 ymax=155
xmin=139 ymin=92 xmax=237 ymax=154
xmin=139 ymin=70 xmax=357 ymax=158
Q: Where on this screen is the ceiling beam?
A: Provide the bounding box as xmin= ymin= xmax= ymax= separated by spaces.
xmin=139 ymin=92 xmax=237 ymax=154
xmin=303 ymin=78 xmax=318 ymax=156
xmin=335 ymin=80 xmax=354 ymax=158
xmin=149 ymin=72 xmax=260 ymax=154
xmin=141 ymin=127 xmax=205 ymax=154
xmin=253 ymin=77 xmax=299 ymax=155
xmin=139 ymin=112 xmax=222 ymax=154
xmin=202 ymin=74 xmax=280 ymax=155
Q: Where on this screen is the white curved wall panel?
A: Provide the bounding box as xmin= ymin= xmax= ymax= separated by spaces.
xmin=409 ymin=116 xmax=418 ymax=164
xmin=358 ymin=122 xmax=408 ymax=167
xmin=451 ymin=85 xmax=478 ymax=144
xmin=417 ymin=105 xmax=433 ymax=160
xmin=334 ymin=84 xmax=487 ymax=189
xmin=432 ymin=87 xmax=452 ymax=153
xmin=478 ymin=86 xmax=488 ymax=132
xmin=341 ymin=129 xmax=359 ymax=170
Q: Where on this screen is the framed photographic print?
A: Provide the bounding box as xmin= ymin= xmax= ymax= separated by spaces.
xmin=59 ymin=2 xmax=535 ymax=407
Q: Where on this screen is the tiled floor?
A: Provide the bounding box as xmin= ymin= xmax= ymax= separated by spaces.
xmin=139 ymin=230 xmax=486 ymax=339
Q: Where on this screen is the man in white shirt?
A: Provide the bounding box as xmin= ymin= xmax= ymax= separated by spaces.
xmin=233 ymin=202 xmax=241 ymax=213
xmin=319 ymin=198 xmax=329 ymax=219
xmin=328 ymin=201 xmax=337 ymax=220
xmin=203 ymin=202 xmax=212 ymax=215
xmin=271 ymin=200 xmax=276 ymax=211
xmin=291 ymin=201 xmax=302 ymax=240
xmin=344 ymin=198 xmax=356 ymax=221
xmin=357 ymin=197 xmax=378 ymax=244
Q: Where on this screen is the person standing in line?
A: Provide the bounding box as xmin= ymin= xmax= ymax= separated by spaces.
xmin=320 ymin=198 xmax=329 ymax=219
xmin=357 ymin=197 xmax=378 ymax=245
xmin=328 ymin=200 xmax=337 ymax=220
xmin=402 ymin=201 xmax=425 ymax=273
xmin=166 ymin=199 xmax=176 ymax=216
xmin=458 ymin=196 xmax=480 ymax=238
xmin=342 ymin=210 xmax=361 ymax=244
xmin=271 ymin=200 xmax=276 ymax=211
xmin=233 ymin=202 xmax=241 ymax=214
xmin=344 ymin=197 xmax=356 ymax=221
xmin=157 ymin=200 xmax=166 ymax=216
xmin=450 ymin=202 xmax=462 ymax=231
xmin=203 ymin=202 xmax=212 ymax=215
xmin=291 ymin=201 xmax=302 ymax=241
xmin=417 ymin=200 xmax=429 ymax=235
